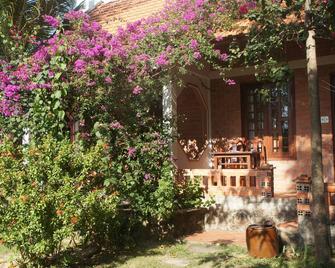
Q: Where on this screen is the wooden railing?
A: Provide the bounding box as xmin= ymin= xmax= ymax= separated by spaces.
xmin=212 ymin=151 xmax=261 ymax=169
xmin=184 ymin=167 xmax=274 ymax=197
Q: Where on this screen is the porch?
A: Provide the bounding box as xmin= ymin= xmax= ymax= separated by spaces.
xmin=169 ymin=60 xmax=335 ymax=198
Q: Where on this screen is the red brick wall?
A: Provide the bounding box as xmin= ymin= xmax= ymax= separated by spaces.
xmin=284 ymin=39 xmax=335 ymax=61
xmin=211 ymin=79 xmax=242 ymax=139
xmin=177 ymin=85 xmax=208 ymax=159
xmin=209 ymin=66 xmax=335 ymax=194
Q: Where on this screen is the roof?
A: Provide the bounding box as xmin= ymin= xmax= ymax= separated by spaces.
xmin=89 ymin=0 xmax=165 ymax=33
xmin=89 ymin=0 xmax=301 ymax=37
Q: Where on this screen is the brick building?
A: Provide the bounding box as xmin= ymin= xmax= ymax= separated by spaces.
xmin=90 ymin=0 xmax=335 ymax=228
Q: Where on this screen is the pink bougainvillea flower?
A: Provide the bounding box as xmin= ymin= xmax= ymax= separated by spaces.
xmin=217 ymin=6 xmax=225 ymax=13
xmin=104 ymin=76 xmax=112 ymax=84
xmin=33 ymin=47 xmax=48 ymax=62
xmin=48 ymin=70 xmax=55 ymax=78
xmin=207 ymin=29 xmax=213 ymax=36
xmin=195 ymin=0 xmax=205 ymax=7
xmin=144 ymin=173 xmax=151 ymax=180
xmin=43 ymin=15 xmax=60 ymax=28
xmin=110 ymin=121 xmax=123 ymax=129
xmin=0 ymin=0 xmax=236 ymax=118
xmin=181 ymin=25 xmax=190 ymax=31
xmin=132 ymin=85 xmax=143 ymax=95
xmin=189 ymin=39 xmax=199 ymax=50
xmin=226 ymin=79 xmax=236 ymax=86
xmin=183 ymin=10 xmax=196 ymax=21
xmin=74 ymin=59 xmax=86 ymax=73
xmin=239 ymin=2 xmax=256 ymax=15
xmin=91 ymin=21 xmax=102 ymax=31
xmin=219 ymin=53 xmax=229 ymax=61
xmin=239 ymin=4 xmax=249 ymax=14
xmin=159 ymin=23 xmax=169 ymax=32
xmin=155 ymin=52 xmax=169 ymax=66
xmin=127 ymin=147 xmax=136 ymax=157
xmin=4 ymin=85 xmax=20 ymax=98
xmin=64 ymin=10 xmax=89 ymax=21
xmin=193 ymin=51 xmax=202 ymax=59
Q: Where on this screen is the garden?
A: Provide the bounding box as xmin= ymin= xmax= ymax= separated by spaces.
xmin=0 ymin=0 xmax=334 ymax=266
xmin=0 ymin=1 xmax=236 ymax=266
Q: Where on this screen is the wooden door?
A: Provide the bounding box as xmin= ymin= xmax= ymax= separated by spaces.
xmin=241 ymin=82 xmax=295 ymax=160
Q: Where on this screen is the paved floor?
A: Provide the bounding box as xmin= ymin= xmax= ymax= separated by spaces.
xmin=184 ymin=230 xmax=246 ymax=247
xmin=183 ymin=220 xmax=299 ymax=248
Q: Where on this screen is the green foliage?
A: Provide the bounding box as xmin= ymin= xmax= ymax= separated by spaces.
xmin=0 ymin=137 xmax=117 ymax=265
xmin=175 ymin=176 xmax=205 ymax=209
xmin=0 ymin=2 xmax=233 ymax=265
xmin=228 ymin=0 xmax=334 ymax=84
xmin=0 ymin=135 xmax=204 ymax=266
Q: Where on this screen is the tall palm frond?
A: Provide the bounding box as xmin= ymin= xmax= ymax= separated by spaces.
xmin=0 ymin=0 xmax=81 ymax=60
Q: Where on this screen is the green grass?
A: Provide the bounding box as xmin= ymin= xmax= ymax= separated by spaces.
xmin=1 ymin=241 xmax=333 ymax=267
xmin=89 ymin=241 xmax=324 ymax=268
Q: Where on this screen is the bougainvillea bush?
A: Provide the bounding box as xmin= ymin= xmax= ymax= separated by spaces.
xmin=0 ymin=0 xmax=243 ymax=264
xmin=0 ymin=0 xmax=237 ymax=139
xmin=1 ymin=0 xmax=333 ymax=265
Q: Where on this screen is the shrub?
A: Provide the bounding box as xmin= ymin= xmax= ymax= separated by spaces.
xmin=0 ymin=137 xmax=118 ymax=265
xmin=0 ymin=134 xmax=205 ymax=266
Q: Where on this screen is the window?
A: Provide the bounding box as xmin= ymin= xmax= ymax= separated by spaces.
xmin=240 ymin=176 xmax=246 ymax=187
xmin=230 ymin=176 xmax=236 ymax=186
xmin=241 ymin=82 xmax=295 ymax=159
xmin=250 ymin=176 xmax=256 ymax=187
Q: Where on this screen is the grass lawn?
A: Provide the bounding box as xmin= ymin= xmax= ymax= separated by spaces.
xmin=1 ymin=240 xmax=332 ymax=267
xmin=86 ymin=241 xmax=320 ymax=268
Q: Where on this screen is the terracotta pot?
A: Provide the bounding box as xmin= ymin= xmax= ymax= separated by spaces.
xmin=246 ymin=224 xmax=279 ymax=258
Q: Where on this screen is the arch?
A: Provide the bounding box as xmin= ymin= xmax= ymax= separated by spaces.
xmin=177 ymin=84 xmax=208 ymax=160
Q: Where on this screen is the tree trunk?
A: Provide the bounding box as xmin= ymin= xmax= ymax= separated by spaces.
xmin=305 ymin=0 xmax=331 ymax=265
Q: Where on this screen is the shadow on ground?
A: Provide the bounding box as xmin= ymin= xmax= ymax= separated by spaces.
xmin=64 ymin=240 xmax=181 ymax=267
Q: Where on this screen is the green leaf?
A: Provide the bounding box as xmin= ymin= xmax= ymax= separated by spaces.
xmin=60 ymin=63 xmax=67 ymax=70
xmin=53 ymin=101 xmax=61 ymax=110
xmin=54 ymin=72 xmax=62 ymax=80
xmin=58 ymin=110 xmax=65 ymax=120
xmin=54 ymin=90 xmax=62 ymax=99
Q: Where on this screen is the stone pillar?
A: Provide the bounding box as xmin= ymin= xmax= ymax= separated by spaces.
xmin=162 ymin=82 xmax=177 ymax=155
xmin=207 ymin=80 xmax=213 ymax=169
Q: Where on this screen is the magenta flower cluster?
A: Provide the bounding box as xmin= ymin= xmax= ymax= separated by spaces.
xmin=127 ymin=147 xmax=136 ymax=157
xmin=132 ymin=86 xmax=143 ymax=95
xmin=239 ymin=1 xmax=257 ymax=15
xmin=0 ymin=1 xmax=235 ymax=116
xmin=43 ymin=15 xmax=60 ymax=28
xmin=110 ymin=121 xmax=123 ymax=129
